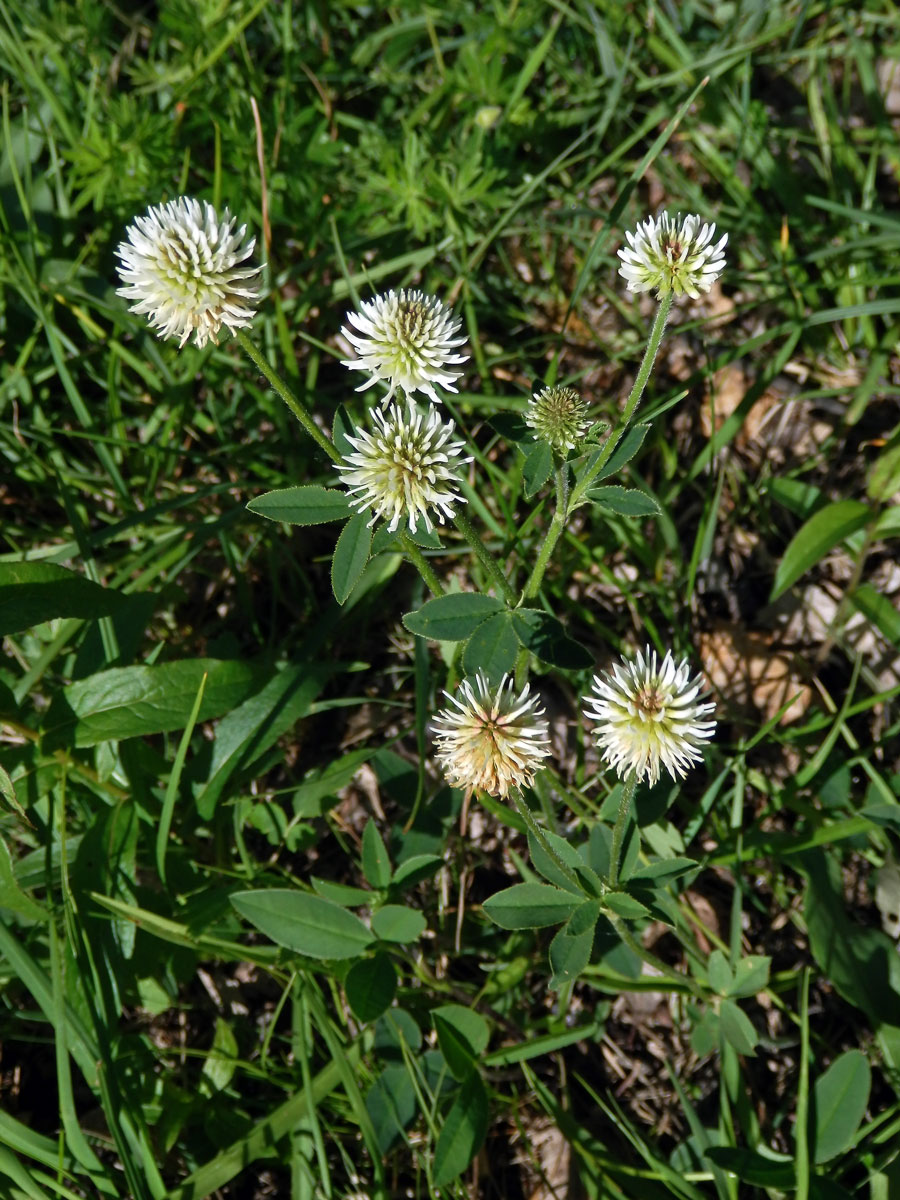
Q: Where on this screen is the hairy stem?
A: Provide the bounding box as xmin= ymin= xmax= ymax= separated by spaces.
xmin=237 ymin=329 xmax=340 ymax=464
xmin=452 ymin=507 xmax=516 ymax=603
xmin=608 ymin=772 xmax=638 ymax=889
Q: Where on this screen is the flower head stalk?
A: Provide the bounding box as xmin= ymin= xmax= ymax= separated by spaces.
xmin=584 ymin=646 xmax=716 ymax=786
xmin=336 ymin=401 xmax=471 ymax=534
xmin=618 ymin=213 xmax=727 ymax=299
xmin=433 ymin=672 xmax=551 ymax=798
xmin=341 ymin=288 xmax=468 ymax=405
xmin=116 ymin=197 xmax=262 ymax=348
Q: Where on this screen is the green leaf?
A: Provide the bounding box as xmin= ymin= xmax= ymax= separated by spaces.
xmin=0 ymin=835 xmax=46 ymax=922
xmin=331 ymin=514 xmax=372 ymax=604
xmin=293 ymin=746 xmax=377 ymax=818
xmin=0 ymin=562 xmax=132 ymax=635
xmin=596 ymin=424 xmax=650 ymax=481
xmin=719 ymin=998 xmax=758 ymax=1055
xmin=811 ymin=1049 xmax=871 ymax=1163
xmin=433 ymin=1071 xmax=489 ymax=1186
xmin=630 ymin=856 xmax=699 ymax=886
xmin=402 ymin=592 xmax=504 ymax=641
xmin=390 ymin=853 xmax=443 ymax=890
xmin=526 ymin=828 xmax=592 ymax=895
xmin=367 ymin=1063 xmax=417 ymax=1153
xmin=522 ymin=440 xmax=553 ymax=498
xmin=586 ymin=485 xmax=661 ymax=517
xmin=602 ymin=891 xmax=650 ymax=919
xmin=362 ymin=819 xmax=392 ymax=890
xmin=246 ymin=485 xmax=352 ymax=525
xmin=332 ymin=404 xmax=357 ymax=457
xmin=46 ymin=659 xmax=265 ymax=748
xmin=770 ymin=500 xmax=871 ymax=600
xmin=230 ymin=890 xmax=374 ymax=959
xmin=196 ymin=663 xmax=335 ymax=819
xmin=482 ymin=883 xmax=579 ymax=930
xmin=705 ymin=1147 xmax=794 ymax=1188
xmin=549 ymin=900 xmax=599 ymax=989
xmin=0 ymin=765 xmax=30 ymax=826
xmin=707 ymin=949 xmax=734 ymax=995
xmin=462 ymin=612 xmax=518 ymax=680
xmin=433 ymin=1005 xmax=490 ymax=1081
xmin=849 ymin=583 xmax=900 ymax=646
xmin=729 ymin=955 xmax=771 ymax=998
xmin=345 ymin=953 xmax=397 ymax=1023
xmin=510 ymin=608 xmax=593 ymax=669
xmin=371 ymin=905 xmax=426 ymax=943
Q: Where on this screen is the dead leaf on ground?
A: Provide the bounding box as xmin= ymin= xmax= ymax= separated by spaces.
xmin=698 ymin=624 xmax=814 ymax=723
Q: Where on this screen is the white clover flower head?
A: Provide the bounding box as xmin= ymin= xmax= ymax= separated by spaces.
xmin=584 ymin=645 xmax=716 ymax=786
xmin=525 ymin=385 xmax=590 ymax=455
xmin=617 ymin=212 xmax=727 ymax=300
xmin=340 ymin=288 xmax=468 ymax=405
xmin=115 ymin=197 xmax=262 ymax=349
xmin=433 ymin=672 xmax=552 ymax=799
xmin=335 ymin=401 xmax=472 ymax=534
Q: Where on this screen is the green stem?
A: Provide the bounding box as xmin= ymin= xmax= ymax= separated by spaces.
xmin=608 ymin=772 xmax=638 ymax=889
xmin=236 ymin=329 xmax=340 ymax=464
xmin=608 ymin=914 xmax=704 ymax=1000
xmin=521 ymin=461 xmax=569 ymax=602
xmin=570 ymin=292 xmax=673 ymax=508
xmin=509 ymin=786 xmax=581 ymax=892
xmin=398 ymin=534 xmax=444 ymax=597
xmin=452 ymin=507 xmax=516 ymax=603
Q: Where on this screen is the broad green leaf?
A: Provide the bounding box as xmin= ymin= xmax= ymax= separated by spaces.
xmin=196 ymin=663 xmax=335 ymax=819
xmin=522 ymin=440 xmax=553 ymax=498
xmin=811 ymin=1049 xmax=871 ymax=1163
xmin=390 ymin=854 xmax=443 ymax=890
xmin=770 ymin=500 xmax=871 ymax=600
xmin=462 ymin=612 xmax=518 ymax=680
xmin=867 ymin=427 xmax=900 ymax=502
xmin=331 ymin=514 xmax=372 ymax=604
xmin=371 ymin=905 xmax=426 ymax=943
xmin=0 ymin=562 xmax=132 ymax=635
xmin=367 ymin=1063 xmax=417 ymax=1153
xmin=246 ymin=485 xmax=352 ymax=525
xmin=596 ymin=423 xmax=650 ymax=481
xmin=850 ymin=583 xmax=900 ymax=646
xmin=549 ymin=901 xmax=599 ymax=989
xmin=402 ymin=593 xmax=504 ymax=641
xmin=482 ymin=883 xmax=579 ymax=929
xmin=719 ymin=998 xmax=757 ymax=1055
xmin=310 ymin=877 xmax=371 ymax=906
xmin=705 ymin=1147 xmax=794 ymax=1188
xmin=630 ymin=856 xmax=699 ymax=886
xmin=0 ymin=765 xmax=30 ymax=826
xmin=230 ymin=890 xmax=374 ymax=959
xmin=345 ymin=953 xmax=397 ymax=1023
xmin=374 ymin=1008 xmax=423 ymax=1056
xmin=0 ymin=836 xmax=46 ymax=922
xmin=587 ymin=485 xmax=661 ymax=517
xmin=433 ymin=1071 xmax=489 ymax=1186
xmin=511 ymin=608 xmax=593 ymax=669
xmin=46 ymin=659 xmax=265 ymax=748
xmin=201 ymin=1018 xmax=239 ymax=1094
xmin=802 ymin=850 xmax=900 ymax=1026
xmin=602 ymin=891 xmax=650 ymax=919
xmin=332 ymin=404 xmax=357 ymax=456
xmin=362 ymin=819 xmax=392 ymax=890
xmin=707 ymin=950 xmax=733 ymax=995
xmin=293 ymin=746 xmax=378 ymax=818
xmin=527 ymin=828 xmax=596 ymax=896
xmin=433 ymin=1005 xmax=490 ymax=1081
xmin=729 ymin=955 xmax=771 ymax=998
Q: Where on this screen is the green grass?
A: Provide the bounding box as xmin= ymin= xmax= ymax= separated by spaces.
xmin=1 ymin=0 xmax=900 ymax=1196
